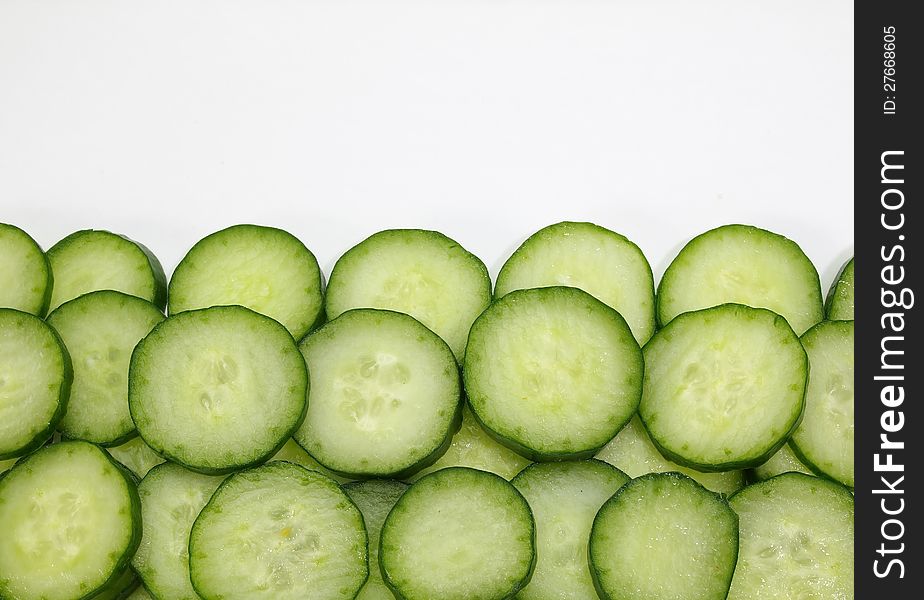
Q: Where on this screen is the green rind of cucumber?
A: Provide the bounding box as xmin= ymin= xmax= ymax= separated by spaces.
xmin=824 ymin=257 xmax=854 ymax=321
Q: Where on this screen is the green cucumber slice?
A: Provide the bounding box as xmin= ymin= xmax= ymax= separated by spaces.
xmin=639 ymin=304 xmax=807 ymax=471
xmin=590 ymin=472 xmax=739 ymax=600
xmin=0 ymin=308 xmax=72 ymax=460
xmin=728 ymin=473 xmax=853 ymax=600
xmin=326 ymin=229 xmax=491 ymax=361
xmin=0 ymin=223 xmax=52 ymax=316
xmin=596 ymin=416 xmax=744 ymax=495
xmin=343 ymin=480 xmax=409 ymax=600
xmin=169 ymin=225 xmax=325 ymax=340
xmin=106 ymin=436 xmax=166 ymax=480
xmin=752 ymin=442 xmax=813 ymax=481
xmin=464 ymin=287 xmax=643 ymax=460
xmin=512 ymin=460 xmax=628 ymax=600
xmin=132 ymin=463 xmax=225 ymax=600
xmin=46 ymin=230 xmax=167 ymax=312
xmin=129 ymin=305 xmax=308 ymax=474
xmin=380 ymin=467 xmax=535 ymax=600
xmin=657 ymin=224 xmax=823 ymax=334
xmin=0 ymin=441 xmax=141 ymax=600
xmin=89 ymin=566 xmax=140 ymax=600
xmin=294 ymin=309 xmax=460 ymax=478
xmin=47 ymin=290 xmax=164 ymax=446
xmin=825 ymin=257 xmax=854 ymax=320
xmin=790 ymin=320 xmax=854 ymax=487
xmin=495 ymin=221 xmax=656 ymax=344
xmin=189 ymin=462 xmax=368 ymax=600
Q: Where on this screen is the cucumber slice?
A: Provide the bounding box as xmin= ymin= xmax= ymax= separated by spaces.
xmin=294 ymin=309 xmax=460 ymax=478
xmin=343 ymin=480 xmax=409 ymax=600
xmin=126 ymin=586 xmax=153 ymax=600
xmin=132 ymin=463 xmax=225 ymax=600
xmin=0 ymin=308 xmax=72 ymax=460
xmin=270 ymin=438 xmax=352 ymax=483
xmin=728 ymin=473 xmax=853 ymax=600
xmin=790 ymin=320 xmax=854 ymax=487
xmin=596 ymin=416 xmax=745 ymax=495
xmin=752 ymin=442 xmax=813 ymax=481
xmin=90 ymin=566 xmax=140 ymax=600
xmin=0 ymin=457 xmax=16 ymax=475
xmin=129 ymin=305 xmax=308 ymax=474
xmin=47 ymin=291 xmax=164 ymax=446
xmin=495 ymin=222 xmax=656 ymax=344
xmin=106 ymin=436 xmax=166 ymax=479
xmin=657 ymin=224 xmax=823 ymax=334
xmin=46 ymin=230 xmax=167 ymax=312
xmin=326 ymin=229 xmax=491 ymax=361
xmin=464 ymin=287 xmax=643 ymax=460
xmin=0 ymin=441 xmax=141 ymax=600
xmin=639 ymin=304 xmax=807 ymax=471
xmin=512 ymin=460 xmax=629 ymax=600
xmin=380 ymin=467 xmax=535 ymax=600
xmin=169 ymin=225 xmax=325 ymax=340
xmin=0 ymin=223 xmax=52 ymax=316
xmin=189 ymin=462 xmax=368 ymax=600
xmin=590 ymin=472 xmax=739 ymax=600
xmin=407 ymin=405 xmax=531 ymax=482
xmin=825 ymin=257 xmax=854 ymax=320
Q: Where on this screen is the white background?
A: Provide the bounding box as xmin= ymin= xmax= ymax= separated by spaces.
xmin=1 ymin=0 xmax=853 ymax=289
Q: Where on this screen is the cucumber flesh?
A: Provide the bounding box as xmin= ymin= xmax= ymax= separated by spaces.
xmin=407 ymin=405 xmax=531 ymax=482
xmin=0 ymin=223 xmax=52 ymax=316
xmin=657 ymin=224 xmax=823 ymax=335
xmin=0 ymin=308 xmax=72 ymax=460
xmin=169 ymin=225 xmax=325 ymax=340
xmin=728 ymin=473 xmax=853 ymax=600
xmin=125 ymin=586 xmax=154 ymax=600
xmin=325 ymin=229 xmax=492 ymax=361
xmin=825 ymin=258 xmax=854 ymax=320
xmin=465 ymin=287 xmax=643 ymax=460
xmin=0 ymin=457 xmax=16 ymax=475
xmin=343 ymin=480 xmax=409 ymax=600
xmin=512 ymin=461 xmax=628 ymax=600
xmin=130 ymin=305 xmax=308 ymax=474
xmin=752 ymin=442 xmax=813 ymax=481
xmin=596 ymin=416 xmax=744 ymax=495
xmin=380 ymin=467 xmax=535 ymax=600
xmin=132 ymin=463 xmax=225 ymax=600
xmin=189 ymin=462 xmax=368 ymax=600
xmin=269 ymin=438 xmax=352 ymax=483
xmin=294 ymin=309 xmax=460 ymax=478
xmin=790 ymin=321 xmax=854 ymax=487
xmin=47 ymin=291 xmax=164 ymax=446
xmin=495 ymin=221 xmax=656 ymax=344
xmin=46 ymin=230 xmax=167 ymax=312
xmin=106 ymin=436 xmax=166 ymax=479
xmin=590 ymin=472 xmax=739 ymax=600
xmin=640 ymin=304 xmax=807 ymax=471
xmin=0 ymin=441 xmax=141 ymax=600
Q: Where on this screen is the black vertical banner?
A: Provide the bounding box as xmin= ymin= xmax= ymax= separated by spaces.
xmin=855 ymin=1 xmax=920 ymax=597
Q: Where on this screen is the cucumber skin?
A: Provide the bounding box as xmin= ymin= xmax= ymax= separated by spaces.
xmin=0 ymin=223 xmax=54 ymax=317
xmin=128 ymin=306 xmax=310 ymax=475
xmin=0 ymin=309 xmax=73 ymax=461
xmin=640 ymin=304 xmax=808 ymax=473
xmin=379 ymin=467 xmax=537 ymax=600
xmin=824 ymin=257 xmax=854 ymax=321
xmin=589 ymin=472 xmax=739 ymax=600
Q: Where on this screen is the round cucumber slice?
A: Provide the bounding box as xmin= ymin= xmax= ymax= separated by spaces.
xmin=47 ymin=290 xmax=164 ymax=446
xmin=326 ymin=229 xmax=491 ymax=361
xmin=790 ymin=320 xmax=854 ymax=487
xmin=590 ymin=472 xmax=739 ymax=600
xmin=728 ymin=473 xmax=853 ymax=600
xmin=129 ymin=305 xmax=308 ymax=474
xmin=464 ymin=286 xmax=643 ymax=460
xmin=46 ymin=230 xmax=167 ymax=312
xmin=825 ymin=257 xmax=854 ymax=321
xmin=294 ymin=308 xmax=460 ymax=479
xmin=639 ymin=304 xmax=807 ymax=471
xmin=380 ymin=467 xmax=535 ymax=600
xmin=0 ymin=441 xmax=141 ymax=600
xmin=169 ymin=225 xmax=325 ymax=340
xmin=0 ymin=223 xmax=52 ymax=316
xmin=512 ymin=460 xmax=629 ymax=600
xmin=657 ymin=224 xmax=823 ymax=335
xmin=495 ymin=221 xmax=656 ymax=344
xmin=189 ymin=462 xmax=368 ymax=600
xmin=0 ymin=308 xmax=72 ymax=460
